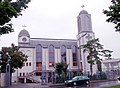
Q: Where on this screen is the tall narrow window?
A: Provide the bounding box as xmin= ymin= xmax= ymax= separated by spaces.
xmin=36 ymin=45 xmax=42 ymax=62
xmin=72 ymin=46 xmax=77 ymax=66
xmin=36 ymin=44 xmax=42 ymax=71
xmin=49 ymin=45 xmax=54 ymax=67
xmin=61 ymin=45 xmax=66 ymax=63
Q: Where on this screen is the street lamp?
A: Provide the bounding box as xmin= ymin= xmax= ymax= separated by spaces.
xmin=5 ymin=52 xmax=11 ymax=87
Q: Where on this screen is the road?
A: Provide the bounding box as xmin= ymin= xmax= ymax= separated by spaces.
xmin=51 ymin=81 xmax=120 ymax=88
xmin=9 ymin=80 xmax=120 ymax=88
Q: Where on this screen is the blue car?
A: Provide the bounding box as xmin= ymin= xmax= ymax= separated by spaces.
xmin=65 ymin=76 xmax=90 ymax=86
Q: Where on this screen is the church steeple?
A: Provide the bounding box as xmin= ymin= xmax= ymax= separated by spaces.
xmin=77 ymin=10 xmax=92 ymax=34
xmin=76 ymin=10 xmax=96 ymax=75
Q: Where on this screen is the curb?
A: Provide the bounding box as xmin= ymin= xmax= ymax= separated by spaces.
xmin=49 ymin=83 xmax=65 ymax=87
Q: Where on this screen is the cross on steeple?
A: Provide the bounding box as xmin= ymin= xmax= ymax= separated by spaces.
xmin=81 ymin=5 xmax=85 ymax=8
xmin=22 ymin=25 xmax=26 ymax=30
xmin=22 ymin=25 xmax=26 ymax=28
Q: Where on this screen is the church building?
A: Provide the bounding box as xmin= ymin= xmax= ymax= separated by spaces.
xmin=12 ymin=10 xmax=97 ymax=83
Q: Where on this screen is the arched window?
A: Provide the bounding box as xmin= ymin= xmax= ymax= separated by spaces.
xmin=36 ymin=44 xmax=42 ymax=71
xmin=36 ymin=44 xmax=42 ymax=62
xmin=61 ymin=45 xmax=66 ymax=63
xmin=49 ymin=45 xmax=54 ymax=67
xmin=72 ymin=46 xmax=77 ymax=66
xmin=26 ymin=50 xmax=31 ymax=57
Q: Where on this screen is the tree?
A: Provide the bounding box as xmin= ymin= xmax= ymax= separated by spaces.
xmin=81 ymin=38 xmax=112 ymax=76
xmin=0 ymin=0 xmax=31 ymax=35
xmin=54 ymin=62 xmax=68 ymax=82
xmin=0 ymin=44 xmax=27 ymax=73
xmin=62 ymin=63 xmax=68 ymax=81
xmin=55 ymin=62 xmax=63 ymax=79
xmin=103 ymin=0 xmax=120 ymax=32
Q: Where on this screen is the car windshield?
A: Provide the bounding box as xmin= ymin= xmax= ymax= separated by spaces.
xmin=72 ymin=76 xmax=89 ymax=80
xmin=72 ymin=76 xmax=79 ymax=80
xmin=82 ymin=76 xmax=88 ymax=79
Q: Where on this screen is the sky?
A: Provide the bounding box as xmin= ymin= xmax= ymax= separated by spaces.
xmin=0 ymin=0 xmax=120 ymax=58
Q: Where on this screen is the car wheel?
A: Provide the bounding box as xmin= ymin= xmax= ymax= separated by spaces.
xmin=73 ymin=82 xmax=76 ymax=86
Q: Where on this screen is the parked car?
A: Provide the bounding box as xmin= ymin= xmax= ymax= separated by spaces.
xmin=65 ymin=76 xmax=90 ymax=86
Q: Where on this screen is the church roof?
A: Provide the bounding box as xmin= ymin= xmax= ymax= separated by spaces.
xmin=79 ymin=10 xmax=88 ymax=14
xmin=18 ymin=29 xmax=30 ymax=37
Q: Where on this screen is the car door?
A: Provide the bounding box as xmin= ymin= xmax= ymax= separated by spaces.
xmin=79 ymin=76 xmax=85 ymax=85
xmin=76 ymin=77 xmax=80 ymax=85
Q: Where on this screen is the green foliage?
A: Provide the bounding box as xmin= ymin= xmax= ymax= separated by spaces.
xmin=82 ymin=38 xmax=112 ymax=76
xmin=55 ymin=62 xmax=68 ymax=75
xmin=0 ymin=0 xmax=31 ymax=35
xmin=55 ymin=62 xmax=63 ymax=76
xmin=92 ymin=72 xmax=107 ymax=80
xmin=54 ymin=62 xmax=68 ymax=82
xmin=103 ymin=0 xmax=120 ymax=32
xmin=0 ymin=44 xmax=27 ymax=73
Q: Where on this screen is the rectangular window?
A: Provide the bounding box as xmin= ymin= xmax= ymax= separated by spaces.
xmin=73 ymin=61 xmax=77 ymax=66
xmin=20 ymin=73 xmax=22 ymax=76
xmin=23 ymin=73 xmax=25 ymax=76
xmin=29 ymin=62 xmax=31 ymax=66
xmin=105 ymin=63 xmax=109 ymax=67
xmin=26 ymin=63 xmax=28 ymax=66
xmin=36 ymin=62 xmax=42 ymax=71
xmin=26 ymin=73 xmax=29 ymax=76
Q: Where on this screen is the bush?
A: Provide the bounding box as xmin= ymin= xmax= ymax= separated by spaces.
xmin=90 ymin=72 xmax=107 ymax=80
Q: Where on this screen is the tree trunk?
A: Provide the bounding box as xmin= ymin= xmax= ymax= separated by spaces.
xmin=90 ymin=64 xmax=93 ymax=76
xmin=10 ymin=73 xmax=12 ymax=85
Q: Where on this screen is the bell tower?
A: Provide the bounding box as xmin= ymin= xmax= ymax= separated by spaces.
xmin=77 ymin=10 xmax=92 ymax=33
xmin=77 ymin=10 xmax=97 ymax=75
xmin=18 ymin=29 xmax=30 ymax=46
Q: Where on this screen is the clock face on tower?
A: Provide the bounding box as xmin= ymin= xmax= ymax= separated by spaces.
xmin=19 ymin=36 xmax=29 ymax=43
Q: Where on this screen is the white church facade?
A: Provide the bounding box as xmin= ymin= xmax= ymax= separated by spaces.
xmin=12 ymin=10 xmax=97 ymax=83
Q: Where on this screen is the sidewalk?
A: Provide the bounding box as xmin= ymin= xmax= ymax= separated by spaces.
xmin=9 ymin=83 xmax=49 ymax=88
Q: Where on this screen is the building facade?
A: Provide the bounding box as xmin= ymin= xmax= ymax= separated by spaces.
xmin=12 ymin=10 xmax=97 ymax=83
xmin=102 ymin=58 xmax=120 ymax=79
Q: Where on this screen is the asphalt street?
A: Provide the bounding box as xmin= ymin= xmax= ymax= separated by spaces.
xmin=9 ymin=80 xmax=120 ymax=88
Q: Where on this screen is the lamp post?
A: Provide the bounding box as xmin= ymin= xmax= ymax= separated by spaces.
xmin=5 ymin=52 xmax=11 ymax=87
xmin=68 ymin=49 xmax=70 ymax=80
